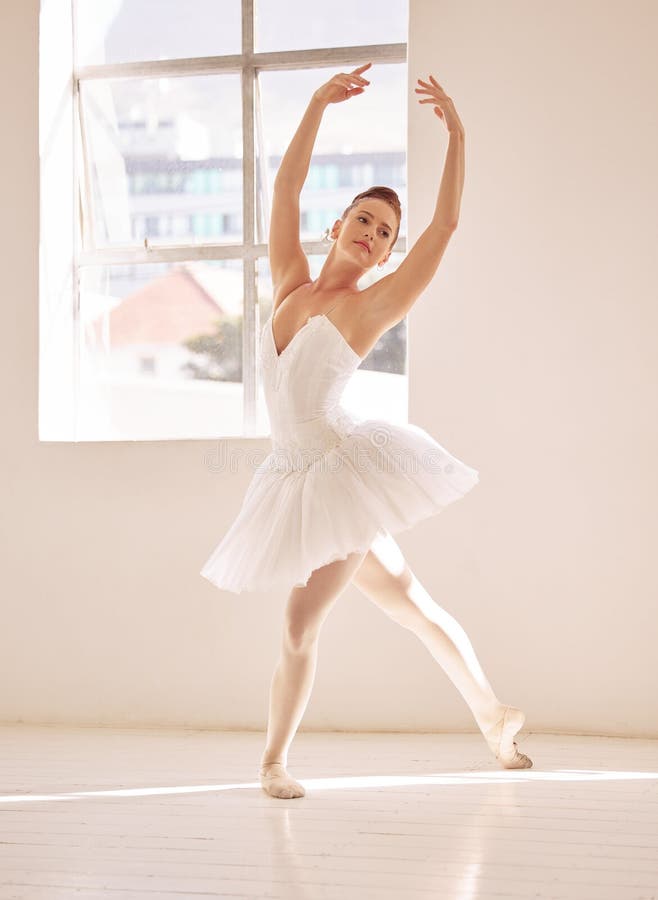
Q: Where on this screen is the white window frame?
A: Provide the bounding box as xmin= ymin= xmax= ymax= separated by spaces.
xmin=40 ymin=0 xmax=407 ymax=440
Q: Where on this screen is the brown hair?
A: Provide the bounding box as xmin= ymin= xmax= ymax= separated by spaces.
xmin=340 ymin=186 xmax=402 ymax=248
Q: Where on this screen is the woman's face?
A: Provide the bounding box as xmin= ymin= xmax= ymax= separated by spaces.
xmin=334 ymin=198 xmax=397 ymax=268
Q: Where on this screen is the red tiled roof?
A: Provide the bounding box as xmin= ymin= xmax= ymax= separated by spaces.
xmin=89 ymin=262 xmax=245 ymax=346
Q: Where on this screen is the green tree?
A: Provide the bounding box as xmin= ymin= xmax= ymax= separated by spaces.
xmin=181 ymin=315 xmax=242 ymax=382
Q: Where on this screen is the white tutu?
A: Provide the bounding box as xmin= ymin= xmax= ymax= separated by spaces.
xmin=200 ymin=312 xmax=479 ymax=594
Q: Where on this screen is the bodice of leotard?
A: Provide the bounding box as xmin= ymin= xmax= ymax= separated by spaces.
xmin=260 ymin=311 xmax=363 ymax=455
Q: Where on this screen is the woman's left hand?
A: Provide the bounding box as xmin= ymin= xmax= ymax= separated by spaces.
xmin=415 ymin=75 xmax=464 ymax=136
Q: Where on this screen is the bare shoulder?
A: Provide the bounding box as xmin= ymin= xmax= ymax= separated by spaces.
xmin=361 ymin=225 xmax=456 ymax=331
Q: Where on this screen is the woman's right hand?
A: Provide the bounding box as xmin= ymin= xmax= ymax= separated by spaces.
xmin=313 ymin=62 xmax=372 ymax=105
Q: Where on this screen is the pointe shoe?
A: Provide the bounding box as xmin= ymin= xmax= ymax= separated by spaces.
xmin=483 ymin=704 xmax=533 ymax=769
xmin=259 ymin=762 xmax=306 ymax=799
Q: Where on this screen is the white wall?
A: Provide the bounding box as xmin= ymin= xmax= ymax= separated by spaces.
xmin=1 ymin=0 xmax=656 ymax=737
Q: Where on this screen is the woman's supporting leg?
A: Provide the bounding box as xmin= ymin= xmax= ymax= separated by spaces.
xmin=350 ymin=530 xmax=532 ymax=768
xmin=260 ymin=547 xmax=370 ymax=798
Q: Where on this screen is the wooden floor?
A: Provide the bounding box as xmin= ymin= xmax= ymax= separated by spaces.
xmin=1 ymin=724 xmax=657 ymax=899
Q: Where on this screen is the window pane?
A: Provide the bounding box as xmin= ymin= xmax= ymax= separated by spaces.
xmin=80 ymin=74 xmax=242 ymax=248
xmin=259 ymin=64 xmax=406 ymax=246
xmin=255 ymin=0 xmax=407 ymax=52
xmin=75 ymin=0 xmax=241 ymax=66
xmin=79 ymin=260 xmax=245 ymax=440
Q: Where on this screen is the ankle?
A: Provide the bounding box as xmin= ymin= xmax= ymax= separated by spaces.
xmin=260 ymin=757 xmax=287 ymax=770
xmin=475 ymin=700 xmax=507 ymax=734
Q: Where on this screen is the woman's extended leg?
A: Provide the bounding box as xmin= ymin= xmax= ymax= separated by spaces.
xmin=350 ymin=531 xmax=532 ymax=768
xmin=259 ymin=547 xmax=370 ymax=799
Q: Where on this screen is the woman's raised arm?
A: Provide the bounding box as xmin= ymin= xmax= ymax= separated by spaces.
xmin=367 ymin=73 xmax=466 ymax=328
xmin=274 ymin=63 xmax=372 ymax=192
xmin=269 ymin=64 xmax=372 ymax=290
xmin=415 ymin=74 xmax=465 ymax=229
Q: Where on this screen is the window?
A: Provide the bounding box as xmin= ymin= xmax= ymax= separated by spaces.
xmin=39 ymin=0 xmax=408 ymax=441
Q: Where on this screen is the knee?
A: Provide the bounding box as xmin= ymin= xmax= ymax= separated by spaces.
xmin=389 ymin=597 xmax=425 ymax=632
xmin=370 ymin=577 xmax=433 ymax=634
xmin=282 ymin=617 xmax=321 ymax=654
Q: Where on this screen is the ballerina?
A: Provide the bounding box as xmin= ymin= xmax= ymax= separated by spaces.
xmin=200 ymin=62 xmax=532 ymax=798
